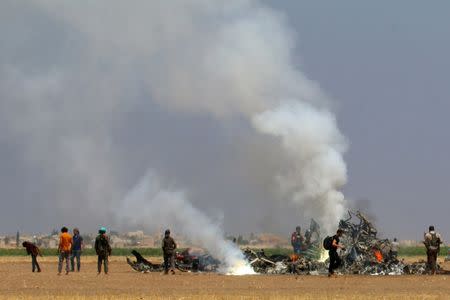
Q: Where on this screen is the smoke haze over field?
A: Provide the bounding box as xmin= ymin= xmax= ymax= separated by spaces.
xmin=1 ymin=1 xmax=449 ymax=240
xmin=119 ymin=170 xmax=254 ymax=274
xmin=0 ymin=0 xmax=347 ymax=235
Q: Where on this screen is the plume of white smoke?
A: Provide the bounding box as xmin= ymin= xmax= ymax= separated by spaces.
xmin=118 ymin=170 xmax=254 ymax=275
xmin=252 ymin=102 xmax=348 ymax=231
xmin=1 ymin=0 xmax=348 ymax=234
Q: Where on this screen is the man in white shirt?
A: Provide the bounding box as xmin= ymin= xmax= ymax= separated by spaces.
xmin=390 ymin=238 xmax=399 ymax=260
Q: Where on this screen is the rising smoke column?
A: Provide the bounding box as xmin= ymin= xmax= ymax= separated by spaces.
xmin=118 ymin=170 xmax=254 ymax=275
xmin=134 ymin=1 xmax=349 ymax=230
xmin=252 ymin=102 xmax=348 ymax=231
xmin=0 ymin=0 xmax=348 ymax=234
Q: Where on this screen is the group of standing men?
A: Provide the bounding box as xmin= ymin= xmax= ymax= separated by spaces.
xmin=23 ymin=224 xmax=444 ymax=277
xmin=23 ymin=226 xmax=111 ymax=275
xmin=23 ymin=226 xmax=176 ymax=275
xmin=57 ymin=226 xmax=83 ymax=275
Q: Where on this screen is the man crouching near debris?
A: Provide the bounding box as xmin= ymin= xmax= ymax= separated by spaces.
xmin=424 ymin=225 xmax=442 ymax=275
xmin=22 ymin=241 xmax=42 ymax=272
xmin=162 ymin=229 xmax=177 ymax=275
xmin=328 ymin=229 xmax=344 ymax=277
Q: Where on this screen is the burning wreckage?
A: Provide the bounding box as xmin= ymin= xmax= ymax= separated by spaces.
xmin=336 ymin=210 xmax=436 ymax=275
xmin=127 ymin=211 xmax=439 ymax=275
xmin=127 ymin=249 xmax=220 ymax=273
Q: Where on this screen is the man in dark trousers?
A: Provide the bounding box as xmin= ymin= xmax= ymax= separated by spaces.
xmin=162 ymin=229 xmax=177 ymax=275
xmin=22 ymin=241 xmax=42 ymax=272
xmin=70 ymin=228 xmax=84 ymax=272
xmin=424 ymin=225 xmax=442 ymax=275
xmin=58 ymin=226 xmax=72 ymax=275
xmin=328 ymin=229 xmax=344 ymax=277
xmin=95 ymin=227 xmax=111 ymax=275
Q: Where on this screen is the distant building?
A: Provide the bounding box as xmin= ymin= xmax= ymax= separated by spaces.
xmin=399 ymin=240 xmax=421 ymax=247
xmin=126 ymin=230 xmax=145 ymax=239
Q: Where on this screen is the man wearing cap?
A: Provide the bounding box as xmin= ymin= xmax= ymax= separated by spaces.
xmin=424 ymin=225 xmax=443 ymax=275
xmin=162 ymin=229 xmax=177 ymax=275
xmin=95 ymin=227 xmax=111 ymax=275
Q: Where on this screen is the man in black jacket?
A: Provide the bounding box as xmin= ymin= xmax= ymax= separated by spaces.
xmin=162 ymin=229 xmax=177 ymax=275
xmin=328 ymin=229 xmax=344 ymax=277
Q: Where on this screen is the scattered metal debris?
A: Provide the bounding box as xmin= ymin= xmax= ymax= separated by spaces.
xmin=127 ymin=211 xmax=442 ymax=275
xmin=243 ymin=248 xmax=289 ymax=274
xmin=242 ymin=248 xmax=327 ymax=275
xmin=127 ymin=248 xmax=220 ymax=273
xmin=241 ymin=211 xmax=441 ymax=275
xmin=127 ymin=250 xmax=163 ymax=273
xmin=302 ymin=219 xmax=322 ymax=260
xmin=336 ymin=210 xmax=440 ymax=275
xmin=175 ymin=248 xmax=221 ymax=272
xmin=337 ymin=210 xmax=398 ymax=274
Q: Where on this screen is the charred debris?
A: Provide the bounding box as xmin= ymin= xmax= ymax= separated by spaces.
xmin=127 ymin=211 xmax=439 ymax=275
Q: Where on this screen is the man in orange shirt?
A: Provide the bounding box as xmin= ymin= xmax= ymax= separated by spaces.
xmin=58 ymin=227 xmax=72 ymax=275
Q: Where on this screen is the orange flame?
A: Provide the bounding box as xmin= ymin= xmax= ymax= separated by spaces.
xmin=374 ymin=250 xmax=383 ymax=263
xmin=290 ymin=254 xmax=299 ymax=262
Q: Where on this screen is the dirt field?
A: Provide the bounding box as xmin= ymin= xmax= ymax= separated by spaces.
xmin=0 ymin=257 xmax=449 ymax=299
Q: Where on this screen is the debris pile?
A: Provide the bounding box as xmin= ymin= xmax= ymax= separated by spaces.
xmin=127 ymin=250 xmax=163 ymax=273
xmin=301 ymin=219 xmax=322 ymax=260
xmin=243 ymin=248 xmax=289 ymax=274
xmin=338 ymin=210 xmax=399 ymax=274
xmin=127 ymin=211 xmax=442 ymax=275
xmin=337 ymin=210 xmax=440 ymax=275
xmin=174 ymin=248 xmax=220 ymax=272
xmin=127 ymin=248 xmax=220 ymax=273
xmin=241 ymin=210 xmax=441 ymax=275
xmin=242 ymin=248 xmax=326 ymax=275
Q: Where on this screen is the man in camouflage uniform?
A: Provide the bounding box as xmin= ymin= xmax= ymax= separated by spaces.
xmin=162 ymin=229 xmax=177 ymax=275
xmin=95 ymin=227 xmax=112 ymax=275
xmin=424 ymin=225 xmax=442 ymax=275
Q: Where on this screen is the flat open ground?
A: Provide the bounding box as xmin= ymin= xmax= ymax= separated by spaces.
xmin=0 ymin=257 xmax=449 ymax=299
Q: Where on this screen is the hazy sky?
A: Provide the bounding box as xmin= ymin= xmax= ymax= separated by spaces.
xmin=0 ymin=0 xmax=449 ymax=240
xmin=266 ymin=1 xmax=450 ymax=239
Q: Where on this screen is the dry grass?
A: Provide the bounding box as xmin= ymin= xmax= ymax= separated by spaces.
xmin=0 ymin=259 xmax=449 ymax=299
xmin=0 ymin=296 xmax=443 ymax=300
xmin=0 ymin=256 xmax=162 ymax=263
